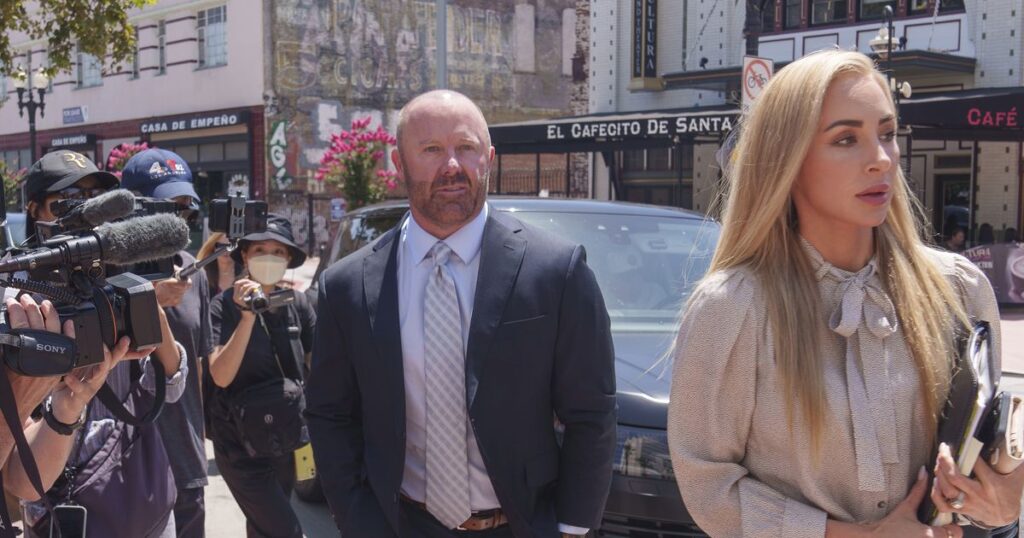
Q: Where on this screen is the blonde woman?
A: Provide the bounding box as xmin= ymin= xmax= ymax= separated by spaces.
xmin=667 ymin=50 xmax=1024 ymax=537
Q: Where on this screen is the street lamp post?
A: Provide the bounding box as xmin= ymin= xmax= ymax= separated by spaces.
xmin=869 ymin=7 xmax=912 ymax=115
xmin=869 ymin=6 xmax=914 ymax=175
xmin=11 ymin=66 xmax=50 ymax=163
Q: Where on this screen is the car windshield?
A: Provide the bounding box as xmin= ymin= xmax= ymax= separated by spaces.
xmin=511 ymin=210 xmax=718 ymax=332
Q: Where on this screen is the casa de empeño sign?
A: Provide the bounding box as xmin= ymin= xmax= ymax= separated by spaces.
xmin=140 ymin=111 xmax=250 ymax=134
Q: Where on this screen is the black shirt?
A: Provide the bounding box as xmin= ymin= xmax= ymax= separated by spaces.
xmin=209 ymin=287 xmax=316 ymax=394
xmin=156 ymin=251 xmax=214 ymax=490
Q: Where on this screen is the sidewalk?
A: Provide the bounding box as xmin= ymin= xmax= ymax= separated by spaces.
xmin=1001 ymin=307 xmax=1024 ymax=374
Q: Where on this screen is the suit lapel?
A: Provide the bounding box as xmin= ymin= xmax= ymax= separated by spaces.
xmin=466 ymin=212 xmax=526 ymax=411
xmin=363 ymin=226 xmax=406 ymax=406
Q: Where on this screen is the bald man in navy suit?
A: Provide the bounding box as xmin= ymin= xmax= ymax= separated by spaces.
xmin=305 ymin=90 xmax=616 ymax=537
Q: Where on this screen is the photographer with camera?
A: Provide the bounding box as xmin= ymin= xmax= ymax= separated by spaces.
xmin=13 ymin=150 xmax=189 ymax=538
xmin=207 ymin=214 xmax=315 ymax=538
xmin=119 ymin=148 xmax=213 ymax=538
xmin=2 ymin=295 xmax=156 ymax=498
xmin=0 ymin=150 xmax=119 ymax=469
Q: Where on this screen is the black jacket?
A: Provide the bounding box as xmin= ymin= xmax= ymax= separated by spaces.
xmin=305 ymin=209 xmax=616 ymax=537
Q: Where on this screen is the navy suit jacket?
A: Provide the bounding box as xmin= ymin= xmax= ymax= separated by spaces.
xmin=305 ymin=209 xmax=616 ymax=537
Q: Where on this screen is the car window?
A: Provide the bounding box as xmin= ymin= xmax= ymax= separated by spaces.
xmin=315 ymin=208 xmax=406 ymax=281
xmin=512 ymin=211 xmax=719 ymax=332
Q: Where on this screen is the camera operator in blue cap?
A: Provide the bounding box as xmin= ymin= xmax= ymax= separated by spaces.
xmin=120 ymin=148 xmax=212 ymax=538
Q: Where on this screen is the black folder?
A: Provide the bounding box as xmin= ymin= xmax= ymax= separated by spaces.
xmin=918 ymin=322 xmax=995 ymax=525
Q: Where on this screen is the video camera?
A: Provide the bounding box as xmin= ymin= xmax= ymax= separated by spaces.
xmin=0 ymin=185 xmax=192 ymax=376
xmin=243 ymin=288 xmax=296 ymax=315
xmin=0 ymin=213 xmax=191 ymax=376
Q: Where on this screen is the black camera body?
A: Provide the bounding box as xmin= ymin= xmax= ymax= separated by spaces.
xmin=244 ymin=288 xmax=295 ymax=315
xmin=1 ymin=262 xmax=162 ymax=376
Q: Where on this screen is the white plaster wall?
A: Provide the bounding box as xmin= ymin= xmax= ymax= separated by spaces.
xmin=0 ymin=0 xmax=264 ymax=136
xmin=976 ymin=142 xmax=1021 ymax=235
xmin=970 ymin=0 xmax=1023 ymax=87
xmin=693 ymin=142 xmax=721 ymax=214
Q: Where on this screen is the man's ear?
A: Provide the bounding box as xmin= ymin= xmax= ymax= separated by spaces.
xmin=390 ymin=148 xmax=403 ymax=177
xmin=25 ymin=200 xmax=39 ymax=219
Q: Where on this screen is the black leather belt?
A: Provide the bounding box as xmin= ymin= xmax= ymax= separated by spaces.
xmin=400 ymin=494 xmax=509 ymax=531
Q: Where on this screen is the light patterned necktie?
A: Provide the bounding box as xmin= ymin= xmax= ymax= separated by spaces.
xmin=423 ymin=241 xmax=471 ymax=529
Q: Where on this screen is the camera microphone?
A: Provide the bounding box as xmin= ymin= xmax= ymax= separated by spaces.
xmin=53 ymin=190 xmax=136 ymax=229
xmin=0 ymin=213 xmax=190 ymax=273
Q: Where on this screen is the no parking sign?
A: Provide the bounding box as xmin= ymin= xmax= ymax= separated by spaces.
xmin=742 ymin=56 xmax=774 ymax=115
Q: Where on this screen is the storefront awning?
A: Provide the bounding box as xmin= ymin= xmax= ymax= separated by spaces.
xmin=489 ymin=106 xmax=737 ymax=154
xmin=900 ymin=87 xmax=1024 ymax=141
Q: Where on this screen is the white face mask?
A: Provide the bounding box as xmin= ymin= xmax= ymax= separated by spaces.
xmin=247 ymin=254 xmax=289 ymax=285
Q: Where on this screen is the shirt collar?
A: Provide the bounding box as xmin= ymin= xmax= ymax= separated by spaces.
xmin=799 ymin=235 xmax=879 ymax=283
xmin=404 ymin=202 xmax=489 ymax=266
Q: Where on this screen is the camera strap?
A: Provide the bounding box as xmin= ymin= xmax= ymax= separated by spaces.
xmin=0 ymin=371 xmax=58 ymax=537
xmin=257 ymin=312 xmax=301 ymax=382
xmin=95 ymin=356 xmax=166 ymax=426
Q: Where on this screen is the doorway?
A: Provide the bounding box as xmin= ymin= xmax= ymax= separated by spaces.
xmin=933 ymin=173 xmax=971 ymax=240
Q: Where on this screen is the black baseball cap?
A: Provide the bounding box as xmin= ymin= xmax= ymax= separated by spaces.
xmin=24 ymin=150 xmax=119 ymax=202
xmin=230 ymin=213 xmax=307 ymax=269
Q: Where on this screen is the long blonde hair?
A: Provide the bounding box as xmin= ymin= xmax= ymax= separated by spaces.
xmin=711 ymin=50 xmax=967 ymax=447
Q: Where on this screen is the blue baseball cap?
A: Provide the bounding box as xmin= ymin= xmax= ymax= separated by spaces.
xmin=120 ymin=148 xmax=200 ymax=206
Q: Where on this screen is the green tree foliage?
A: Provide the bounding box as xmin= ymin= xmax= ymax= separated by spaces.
xmin=0 ymin=0 xmax=152 ymax=77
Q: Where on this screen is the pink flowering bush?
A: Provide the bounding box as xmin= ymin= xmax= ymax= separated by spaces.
xmin=315 ymin=117 xmax=398 ymax=209
xmin=106 ymin=142 xmax=150 ymax=179
xmin=0 ymin=163 xmax=26 ymax=210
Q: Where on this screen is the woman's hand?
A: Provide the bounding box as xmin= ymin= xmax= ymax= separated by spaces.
xmin=864 ymin=467 xmax=962 ymax=537
xmin=232 ymin=278 xmax=261 ymax=311
xmin=931 ymin=442 xmax=1024 ymax=527
xmin=49 ymin=333 xmax=156 ymax=425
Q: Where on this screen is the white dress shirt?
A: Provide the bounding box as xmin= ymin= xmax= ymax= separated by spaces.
xmin=397 ymin=203 xmax=500 ymax=510
xmin=397 ymin=205 xmax=591 ymax=535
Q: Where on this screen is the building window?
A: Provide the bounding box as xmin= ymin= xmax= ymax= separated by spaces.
xmin=76 ymin=44 xmax=103 ymax=88
xmin=197 ymin=5 xmax=228 ymax=68
xmin=131 ymin=29 xmax=140 ymax=79
xmin=938 ymin=0 xmax=965 ymax=12
xmin=908 ymin=0 xmax=929 ymax=14
xmin=812 ymin=0 xmax=847 ymax=24
xmin=622 ymin=147 xmax=693 ymax=176
xmin=158 ymin=20 xmax=167 ymax=75
xmin=623 ymin=150 xmax=645 ymax=172
xmin=760 ymin=0 xmax=777 ymax=31
xmin=0 ymin=67 xmax=7 ymax=103
xmin=860 ymin=0 xmax=896 ymax=20
xmin=784 ymin=0 xmax=803 ymax=29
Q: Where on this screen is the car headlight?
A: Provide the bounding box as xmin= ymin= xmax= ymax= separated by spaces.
xmin=613 ymin=424 xmax=675 ymax=480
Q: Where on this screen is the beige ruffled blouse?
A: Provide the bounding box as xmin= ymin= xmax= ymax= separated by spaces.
xmin=667 ymin=244 xmax=1001 ymax=538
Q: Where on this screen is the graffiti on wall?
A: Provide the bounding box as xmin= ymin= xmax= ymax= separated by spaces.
xmin=273 ymin=0 xmax=514 ymax=106
xmin=269 ymin=0 xmax=578 ymax=182
xmin=268 ymin=121 xmax=293 ymax=190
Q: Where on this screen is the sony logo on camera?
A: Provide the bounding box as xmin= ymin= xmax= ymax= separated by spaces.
xmin=36 ymin=343 xmax=68 ymax=355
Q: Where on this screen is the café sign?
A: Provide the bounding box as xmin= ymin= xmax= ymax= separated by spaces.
xmin=140 ymin=110 xmax=250 ymax=134
xmin=544 ymin=114 xmax=735 ymax=141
